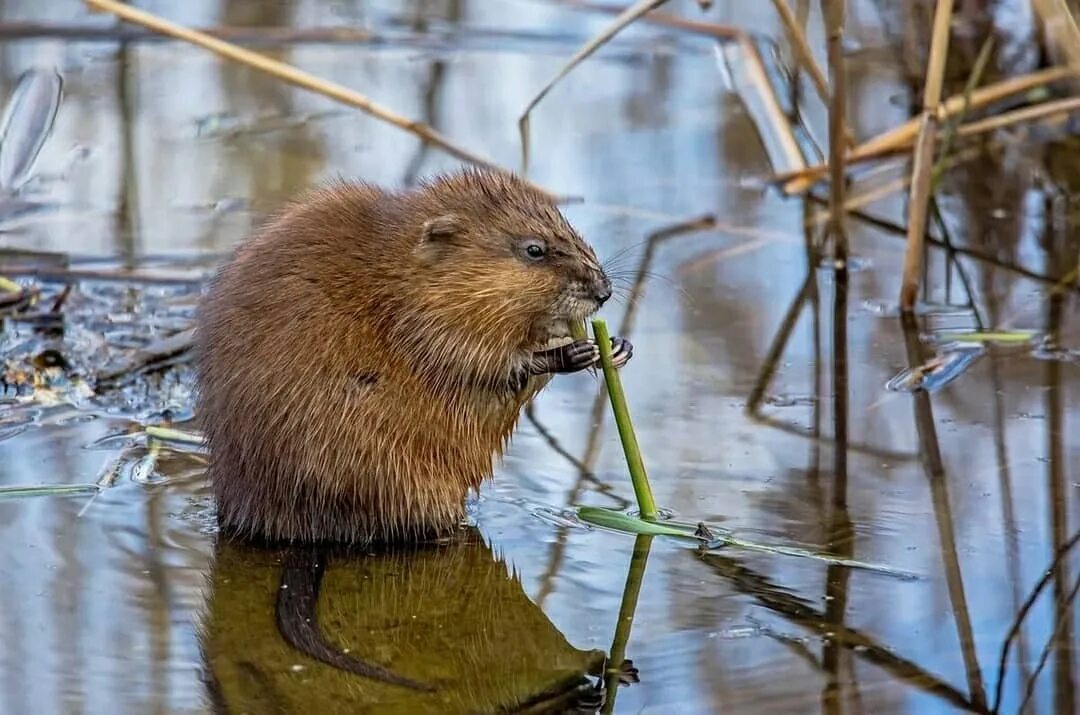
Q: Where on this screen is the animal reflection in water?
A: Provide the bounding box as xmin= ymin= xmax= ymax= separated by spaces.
xmin=198 ymin=529 xmax=617 ymax=713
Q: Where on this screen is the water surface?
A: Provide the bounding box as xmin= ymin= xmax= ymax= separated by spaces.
xmin=1 ymin=1 xmax=1078 ymax=713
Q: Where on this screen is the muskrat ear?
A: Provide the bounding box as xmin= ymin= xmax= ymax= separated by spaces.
xmin=421 ymin=214 xmax=463 ymax=243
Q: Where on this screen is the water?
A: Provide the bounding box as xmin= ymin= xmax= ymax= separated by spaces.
xmin=1 ymin=1 xmax=1078 ymax=713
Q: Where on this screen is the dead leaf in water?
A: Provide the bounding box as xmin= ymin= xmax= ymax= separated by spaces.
xmin=886 ymin=346 xmax=985 ymax=393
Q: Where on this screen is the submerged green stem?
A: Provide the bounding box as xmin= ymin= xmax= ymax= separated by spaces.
xmin=591 ymin=318 xmax=657 ymax=520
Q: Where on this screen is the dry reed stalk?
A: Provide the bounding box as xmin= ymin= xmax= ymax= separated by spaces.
xmin=899 ymin=0 xmax=954 ymax=313
xmin=735 ymin=34 xmax=808 ymax=173
xmin=805 ymin=143 xmax=984 ymax=229
xmin=1032 ymin=0 xmax=1080 ymax=70
xmin=778 ymin=66 xmax=1076 ymax=193
xmin=560 ymin=0 xmax=741 ymax=39
xmin=561 ymin=0 xmax=805 ymax=173
xmin=519 ymin=0 xmax=669 ymax=174
xmin=84 ymin=0 xmax=523 ymax=185
xmin=790 ymin=91 xmax=1080 ymax=193
xmin=823 ymin=0 xmax=847 ymax=257
xmin=955 ymin=94 xmax=1080 ymax=135
xmin=771 ymin=0 xmax=856 ymax=147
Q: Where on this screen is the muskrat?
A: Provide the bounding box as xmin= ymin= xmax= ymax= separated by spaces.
xmin=196 ymin=168 xmax=631 ymax=544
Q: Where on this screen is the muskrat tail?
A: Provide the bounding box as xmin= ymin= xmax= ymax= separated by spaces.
xmin=274 ymin=546 xmax=435 ymax=692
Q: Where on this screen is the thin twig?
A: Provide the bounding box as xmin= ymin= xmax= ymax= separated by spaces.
xmin=560 ymin=0 xmax=805 ymax=173
xmin=0 ymin=20 xmax=379 ymax=44
xmin=835 ymin=202 xmax=1080 ymax=295
xmin=771 ymin=0 xmax=856 ymax=147
xmin=621 ymin=214 xmax=716 ymax=333
xmin=83 ymin=0 xmax=535 ymax=188
xmin=932 ymin=35 xmax=994 ymax=188
xmin=519 ymin=0 xmax=669 ymax=174
xmin=991 ymin=529 xmax=1080 ymax=712
xmin=953 ymin=95 xmax=1080 ymax=136
xmin=1016 ymin=571 xmax=1080 ymax=714
xmin=778 ymin=66 xmax=1076 ymax=193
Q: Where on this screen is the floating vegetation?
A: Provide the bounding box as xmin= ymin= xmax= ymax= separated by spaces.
xmin=577 ymin=506 xmax=916 ymax=578
xmin=0 ymin=482 xmax=98 ymax=500
xmin=144 ymin=425 xmax=204 ymax=447
xmin=886 ymin=345 xmax=985 ymax=393
xmin=577 ymin=506 xmax=703 ymax=540
xmin=931 ymin=330 xmax=1039 ymax=344
xmin=764 ymin=394 xmax=817 ymax=407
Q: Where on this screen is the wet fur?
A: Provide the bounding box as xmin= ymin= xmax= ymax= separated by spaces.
xmin=196 ymin=169 xmax=606 ymax=543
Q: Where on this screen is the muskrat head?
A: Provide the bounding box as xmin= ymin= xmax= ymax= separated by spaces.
xmin=414 ymin=170 xmax=612 ymax=346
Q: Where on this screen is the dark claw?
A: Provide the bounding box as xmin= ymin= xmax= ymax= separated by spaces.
xmin=608 ymin=336 xmax=633 ymax=369
xmin=617 ymin=658 xmax=640 ymax=685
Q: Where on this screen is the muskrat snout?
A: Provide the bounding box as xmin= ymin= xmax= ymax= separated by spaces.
xmin=593 ymin=274 xmax=613 ymax=306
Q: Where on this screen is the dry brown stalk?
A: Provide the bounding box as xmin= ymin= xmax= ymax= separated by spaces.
xmin=955 ymin=95 xmax=1080 ymax=135
xmin=778 ymin=66 xmax=1075 ymax=193
xmin=899 ymin=0 xmax=955 ymax=312
xmin=735 ymin=35 xmax=808 ymax=173
xmin=1032 ymin=0 xmax=1080 ymax=70
xmin=806 ymin=143 xmax=984 ymax=229
xmin=560 ymin=0 xmax=805 ymax=173
xmin=823 ymin=0 xmax=847 ymax=257
xmin=84 ymin=0 xmax=526 ymax=186
xmin=771 ymin=0 xmax=855 ymax=147
xmin=519 ymin=0 xmax=669 ymax=174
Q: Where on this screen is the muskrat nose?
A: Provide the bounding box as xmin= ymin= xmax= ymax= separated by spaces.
xmin=594 ymin=276 xmax=613 ymax=305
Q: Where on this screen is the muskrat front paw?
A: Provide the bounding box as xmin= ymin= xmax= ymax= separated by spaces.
xmin=531 ymin=339 xmax=599 ymax=375
xmin=608 ymin=336 xmax=633 ymax=369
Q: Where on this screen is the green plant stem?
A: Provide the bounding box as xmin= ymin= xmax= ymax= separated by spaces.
xmin=602 ymin=533 xmax=653 ymax=713
xmin=591 ymin=318 xmax=657 ymax=520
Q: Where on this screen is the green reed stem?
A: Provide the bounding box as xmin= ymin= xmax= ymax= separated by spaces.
xmin=591 ymin=318 xmax=657 ymax=520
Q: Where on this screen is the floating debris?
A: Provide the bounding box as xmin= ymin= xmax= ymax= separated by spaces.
xmin=1031 ymin=338 xmax=1080 ymax=363
xmin=95 ymin=327 xmax=195 ymax=389
xmin=128 ymin=447 xmax=164 ymax=485
xmin=0 ymin=276 xmax=36 ymax=314
xmin=577 ymin=507 xmax=917 ymax=578
xmin=765 ymin=394 xmax=817 ymax=407
xmin=886 ymin=345 xmax=985 ymax=393
xmin=861 ymin=299 xmax=971 ymax=318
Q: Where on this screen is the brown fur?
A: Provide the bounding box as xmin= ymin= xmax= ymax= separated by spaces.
xmin=196 ymin=168 xmax=608 ymax=543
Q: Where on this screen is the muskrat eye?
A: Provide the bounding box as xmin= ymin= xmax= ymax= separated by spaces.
xmin=521 ymin=238 xmax=547 ymax=261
